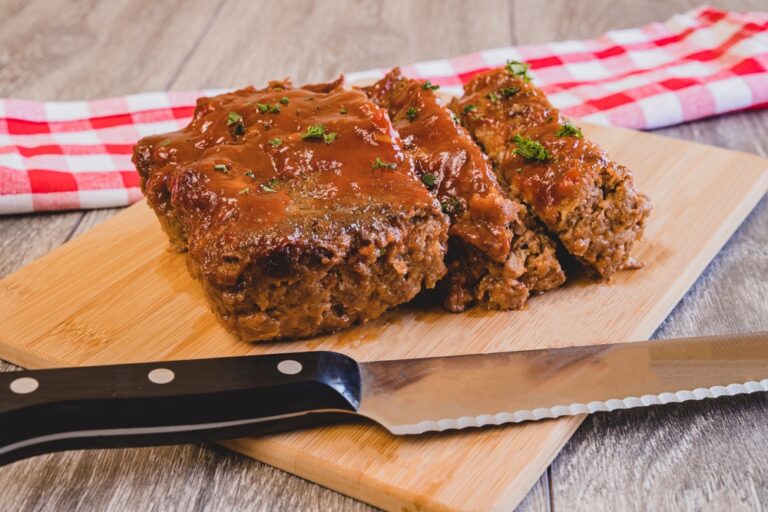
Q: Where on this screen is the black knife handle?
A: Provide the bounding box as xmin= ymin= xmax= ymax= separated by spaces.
xmin=0 ymin=351 xmax=361 ymax=466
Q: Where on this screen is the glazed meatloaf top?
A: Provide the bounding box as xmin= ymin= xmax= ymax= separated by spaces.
xmin=453 ymin=66 xmax=651 ymax=277
xmin=362 ymin=68 xmax=565 ymax=311
xmin=363 ymin=68 xmax=517 ymax=263
xmin=133 ymin=78 xmax=446 ymax=288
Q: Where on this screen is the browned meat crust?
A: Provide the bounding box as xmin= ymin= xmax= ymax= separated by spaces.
xmin=452 ymin=66 xmax=651 ymax=278
xmin=134 ymin=79 xmax=448 ymax=341
xmin=363 ymin=69 xmax=564 ymax=311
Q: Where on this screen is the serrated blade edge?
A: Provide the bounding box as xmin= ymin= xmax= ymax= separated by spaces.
xmin=388 ymin=379 xmax=768 ymax=434
xmin=357 ymin=332 xmax=768 ymax=435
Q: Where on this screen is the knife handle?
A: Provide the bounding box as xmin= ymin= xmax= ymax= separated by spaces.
xmin=0 ymin=351 xmax=361 ymax=466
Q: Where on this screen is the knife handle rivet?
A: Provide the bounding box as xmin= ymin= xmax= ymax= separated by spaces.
xmin=277 ymin=360 xmax=302 ymax=375
xmin=148 ymin=368 xmax=175 ymax=384
xmin=10 ymin=377 xmax=39 ymax=394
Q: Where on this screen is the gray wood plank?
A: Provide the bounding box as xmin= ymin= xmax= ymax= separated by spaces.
xmin=0 ymin=212 xmax=82 ymax=277
xmin=171 ymin=0 xmax=512 ymax=89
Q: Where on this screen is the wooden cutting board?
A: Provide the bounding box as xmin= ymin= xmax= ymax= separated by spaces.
xmin=0 ymin=123 xmax=766 ymax=511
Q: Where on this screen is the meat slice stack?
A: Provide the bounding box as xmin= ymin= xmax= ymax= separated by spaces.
xmin=363 ymin=69 xmax=564 ymax=312
xmin=451 ymin=64 xmax=652 ymax=278
xmin=134 ymin=78 xmax=449 ymax=341
xmin=134 ymin=64 xmax=651 ymax=342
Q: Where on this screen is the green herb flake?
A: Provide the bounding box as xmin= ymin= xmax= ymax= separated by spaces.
xmin=506 ymin=60 xmax=532 ymax=82
xmin=227 ymin=111 xmax=243 ymax=126
xmin=440 ymin=195 xmax=463 ymax=215
xmin=513 ymin=134 xmax=550 ymax=161
xmin=213 ymin=163 xmax=229 ymax=172
xmin=421 ymin=173 xmax=436 ymax=187
xmin=463 ymin=104 xmax=477 ymax=114
xmin=268 ymin=137 xmax=283 ymax=147
xmin=244 ymin=170 xmax=256 ymax=179
xmin=323 ymin=132 xmax=337 ymax=144
xmin=487 ymin=92 xmax=499 ymax=103
xmin=256 ymin=102 xmax=280 ymax=114
xmin=556 ymin=122 xmax=583 ymax=138
xmin=339 ymin=106 xmax=349 ymax=114
xmin=421 ymin=80 xmax=440 ymax=91
xmin=260 ymin=178 xmax=280 ymax=193
xmin=226 ymin=111 xmax=246 ymax=136
xmin=406 ymin=107 xmax=418 ymax=121
xmin=499 ymin=86 xmax=520 ymax=98
xmin=300 ymin=124 xmax=326 ymax=140
xmin=238 ymin=187 xmax=250 ymax=195
xmin=279 ymin=96 xmax=289 ymax=105
xmin=372 ymin=157 xmax=397 ymax=170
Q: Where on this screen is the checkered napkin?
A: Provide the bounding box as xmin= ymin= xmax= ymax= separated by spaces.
xmin=1 ymin=6 xmax=767 ymax=214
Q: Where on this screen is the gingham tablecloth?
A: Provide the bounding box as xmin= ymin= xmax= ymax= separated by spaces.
xmin=1 ymin=6 xmax=766 ymax=214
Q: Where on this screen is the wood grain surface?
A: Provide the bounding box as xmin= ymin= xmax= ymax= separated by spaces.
xmin=0 ymin=0 xmax=766 ymax=510
xmin=1 ymin=125 xmax=766 ymax=511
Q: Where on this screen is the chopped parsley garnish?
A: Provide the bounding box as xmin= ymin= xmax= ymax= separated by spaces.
xmin=213 ymin=163 xmax=229 ymax=172
xmin=244 ymin=170 xmax=256 ymax=179
xmin=513 ymin=134 xmax=550 ymax=161
xmin=440 ymin=195 xmax=463 ymax=215
xmin=421 ymin=173 xmax=436 ymax=187
xmin=256 ymin=102 xmax=281 ymax=113
xmin=238 ymin=187 xmax=250 ymax=195
xmin=556 ymin=122 xmax=583 ymax=138
xmin=227 ymin=111 xmax=245 ymax=136
xmin=372 ymin=157 xmax=397 ymax=170
xmin=487 ymin=92 xmax=499 ymax=103
xmin=422 ymin=80 xmax=440 ymax=91
xmin=499 ymin=86 xmax=520 ymax=98
xmin=260 ymin=178 xmax=280 ymax=193
xmin=339 ymin=106 xmax=349 ymax=114
xmin=406 ymin=107 xmax=418 ymax=121
xmin=506 ymin=60 xmax=532 ymax=82
xmin=227 ymin=111 xmax=242 ymax=125
xmin=463 ymin=104 xmax=477 ymax=114
xmin=268 ymin=137 xmax=283 ymax=147
xmin=323 ymin=132 xmax=337 ymax=144
xmin=300 ymin=124 xmax=327 ymax=140
xmin=279 ymin=96 xmax=289 ymax=105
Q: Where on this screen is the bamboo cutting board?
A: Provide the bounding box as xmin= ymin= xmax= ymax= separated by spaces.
xmin=0 ymin=124 xmax=766 ymax=511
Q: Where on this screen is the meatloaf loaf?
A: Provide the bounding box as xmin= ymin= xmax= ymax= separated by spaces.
xmin=363 ymin=69 xmax=564 ymax=311
xmin=452 ymin=64 xmax=651 ymax=278
xmin=133 ymin=78 xmax=449 ymax=341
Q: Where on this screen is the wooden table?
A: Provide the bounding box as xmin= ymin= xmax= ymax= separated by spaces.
xmin=1 ymin=0 xmax=766 ymax=510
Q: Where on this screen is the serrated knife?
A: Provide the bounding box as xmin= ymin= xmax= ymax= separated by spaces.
xmin=1 ymin=331 xmax=767 ymax=465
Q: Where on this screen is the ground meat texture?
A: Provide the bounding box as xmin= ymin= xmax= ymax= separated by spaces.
xmin=133 ymin=78 xmax=449 ymax=341
xmin=452 ymin=67 xmax=652 ymax=278
xmin=363 ymin=68 xmax=564 ymax=311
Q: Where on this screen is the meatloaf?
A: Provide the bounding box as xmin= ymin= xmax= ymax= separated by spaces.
xmin=451 ymin=64 xmax=651 ymax=278
xmin=363 ymin=69 xmax=564 ymax=311
xmin=133 ymin=78 xmax=449 ymax=341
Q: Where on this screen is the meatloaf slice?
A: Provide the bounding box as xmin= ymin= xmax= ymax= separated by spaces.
xmin=133 ymin=78 xmax=449 ymax=341
xmin=363 ymin=69 xmax=564 ymax=312
xmin=452 ymin=65 xmax=652 ymax=278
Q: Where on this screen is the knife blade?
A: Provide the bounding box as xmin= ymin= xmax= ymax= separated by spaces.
xmin=0 ymin=331 xmax=766 ymax=465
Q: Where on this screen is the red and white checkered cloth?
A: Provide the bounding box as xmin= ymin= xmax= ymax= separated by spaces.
xmin=1 ymin=6 xmax=767 ymax=214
